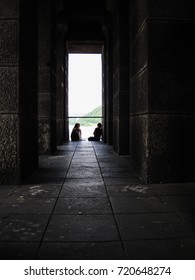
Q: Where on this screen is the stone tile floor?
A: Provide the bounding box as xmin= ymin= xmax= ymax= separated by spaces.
xmin=0 ymin=141 xmax=195 ymax=259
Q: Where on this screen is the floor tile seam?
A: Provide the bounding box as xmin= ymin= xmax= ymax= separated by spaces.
xmin=123 ymin=236 xmax=195 ymax=241
xmin=150 ymin=191 xmax=194 ymax=226
xmin=92 ymin=142 xmax=127 ymax=258
xmin=0 ymin=213 xmax=118 ymax=217
xmin=109 ymin=210 xmax=173 ymax=214
xmin=113 ymin=211 xmax=183 ymax=216
xmin=57 ymin=196 xmax=109 ymax=199
xmin=2 ymin=210 xmax=192 ymax=217
xmin=0 ymin=213 xmax=50 ymax=217
xmin=51 ymin=213 xmax=114 ymax=215
xmin=34 ymin=142 xmax=79 ymax=257
xmin=109 ymin=195 xmax=166 ymax=199
xmin=43 ymin=240 xmax=122 ymax=243
xmin=59 ymin=196 xmax=108 ymax=198
xmin=106 ymin=195 xmax=157 ymax=197
xmin=38 ymin=240 xmax=124 ymax=243
xmin=0 ymin=185 xmax=21 ymax=205
xmin=0 ymin=241 xmax=40 ymax=243
xmin=9 ymin=196 xmax=64 ymax=199
xmin=66 ymin=177 xmax=103 ymax=179
xmin=120 ymin=236 xmax=195 ymax=241
xmin=156 ymin=194 xmax=195 ymax=198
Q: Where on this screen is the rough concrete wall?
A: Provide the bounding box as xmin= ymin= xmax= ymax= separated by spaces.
xmin=130 ymin=0 xmax=195 ymax=183
xmin=0 ymin=0 xmax=38 ymax=184
xmin=38 ymin=0 xmax=52 ymax=154
xmin=113 ymin=0 xmax=130 ymax=155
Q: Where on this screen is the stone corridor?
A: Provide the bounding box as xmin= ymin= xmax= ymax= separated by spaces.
xmin=0 ymin=141 xmax=195 ymax=260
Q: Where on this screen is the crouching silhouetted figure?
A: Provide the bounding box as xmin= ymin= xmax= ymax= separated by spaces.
xmin=88 ymin=123 xmax=102 ymax=141
xmin=71 ymin=123 xmax=82 ymax=141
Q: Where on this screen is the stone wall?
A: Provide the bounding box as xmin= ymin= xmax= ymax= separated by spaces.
xmin=103 ymin=25 xmax=113 ymax=145
xmin=129 ymin=0 xmax=149 ymax=181
xmin=56 ymin=26 xmax=66 ymax=144
xmin=113 ymin=0 xmax=129 ymax=155
xmin=0 ymin=0 xmax=38 ymax=184
xmin=38 ymin=0 xmax=52 ymax=154
xmin=130 ymin=0 xmax=195 ymax=182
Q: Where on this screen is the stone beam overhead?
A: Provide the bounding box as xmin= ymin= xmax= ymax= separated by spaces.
xmin=67 ymin=43 xmax=103 ymax=53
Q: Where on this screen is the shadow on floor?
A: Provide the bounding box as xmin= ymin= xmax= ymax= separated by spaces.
xmin=0 ymin=141 xmax=195 ymax=260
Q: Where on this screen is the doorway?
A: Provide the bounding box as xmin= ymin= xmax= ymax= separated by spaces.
xmin=68 ymin=53 xmax=103 ymax=140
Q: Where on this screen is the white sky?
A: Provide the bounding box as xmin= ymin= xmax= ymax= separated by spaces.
xmin=68 ymin=53 xmax=102 ymax=116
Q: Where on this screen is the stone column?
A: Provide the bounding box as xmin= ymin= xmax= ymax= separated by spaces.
xmin=56 ymin=26 xmax=66 ymax=145
xmin=38 ymin=0 xmax=52 ymax=154
xmin=129 ymin=0 xmax=149 ymax=181
xmin=113 ymin=0 xmax=130 ymax=155
xmin=103 ymin=24 xmax=113 ymax=145
xmin=0 ymin=0 xmax=38 ymax=184
xmin=130 ymin=0 xmax=195 ymax=183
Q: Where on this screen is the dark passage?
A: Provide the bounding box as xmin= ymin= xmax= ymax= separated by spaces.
xmin=1 ymin=0 xmax=195 ymax=261
xmin=0 ymin=142 xmax=195 ymax=260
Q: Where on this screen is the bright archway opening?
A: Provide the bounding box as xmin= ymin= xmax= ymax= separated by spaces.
xmin=68 ymin=53 xmax=102 ymax=140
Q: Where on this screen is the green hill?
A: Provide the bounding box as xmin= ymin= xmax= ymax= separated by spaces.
xmin=69 ymin=106 xmax=102 ymax=126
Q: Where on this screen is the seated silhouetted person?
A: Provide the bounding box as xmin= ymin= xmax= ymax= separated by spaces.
xmin=71 ymin=123 xmax=82 ymax=141
xmin=88 ymin=123 xmax=102 ymax=141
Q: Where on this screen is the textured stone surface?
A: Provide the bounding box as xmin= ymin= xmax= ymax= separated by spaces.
xmin=44 ymin=215 xmax=119 ymax=242
xmin=113 ymin=68 xmax=129 ymax=94
xmin=38 ymin=0 xmax=52 ymax=17
xmin=113 ymin=6 xmax=130 ymax=156
xmin=38 ymin=92 xmax=50 ymax=117
xmin=0 ymin=67 xmax=18 ymax=111
xmin=118 ymin=117 xmax=130 ymax=155
xmin=38 ymin=118 xmax=50 ymax=154
xmin=110 ymin=196 xmax=169 ymax=213
xmin=113 ymin=95 xmax=119 ymax=117
xmin=0 ymin=115 xmax=19 ymax=184
xmin=0 ymin=214 xmax=49 ymax=241
xmin=0 ymin=242 xmax=39 ymax=260
xmin=116 ymin=213 xmax=191 ymax=240
xmin=130 ymin=69 xmax=148 ymax=114
xmin=130 ymin=0 xmax=149 ymax=41
xmin=130 ymin=115 xmax=148 ymax=181
xmin=147 ymin=115 xmax=195 ymax=183
xmin=149 ymin=68 xmax=195 ymax=113
xmin=38 ymin=241 xmax=125 ymax=260
xmin=148 ymin=20 xmax=195 ymax=67
xmin=54 ymin=197 xmax=111 ymax=215
xmin=0 ymin=196 xmax=56 ymax=214
xmin=150 ymin=0 xmax=195 ymax=19
xmin=1 ymin=141 xmax=195 ymax=260
xmin=130 ymin=23 xmax=148 ymax=76
xmin=113 ymin=43 xmax=129 ymax=69
xmin=0 ymin=21 xmax=18 ymax=64
xmin=19 ymin=116 xmax=38 ymax=182
xmin=38 ymin=42 xmax=50 ymax=67
xmin=0 ymin=0 xmax=19 ymax=18
xmin=38 ymin=67 xmax=50 ymax=91
xmin=113 ymin=117 xmax=130 ymax=155
xmin=119 ymin=93 xmax=129 ymax=116
xmin=124 ymin=238 xmax=195 ymax=260
xmin=38 ymin=17 xmax=51 ymax=41
xmin=56 ymin=118 xmax=64 ymax=145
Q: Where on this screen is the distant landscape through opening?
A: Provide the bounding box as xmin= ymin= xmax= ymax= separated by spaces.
xmin=68 ymin=53 xmax=102 ymax=140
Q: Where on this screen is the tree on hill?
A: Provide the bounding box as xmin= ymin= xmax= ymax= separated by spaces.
xmin=69 ymin=106 xmax=102 ymax=126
